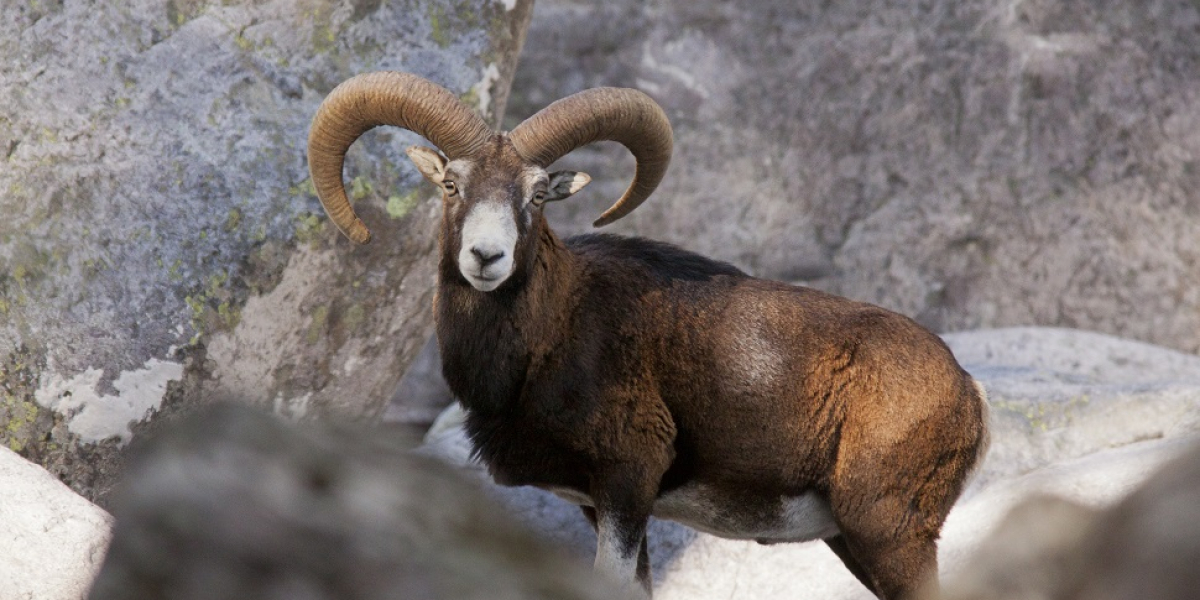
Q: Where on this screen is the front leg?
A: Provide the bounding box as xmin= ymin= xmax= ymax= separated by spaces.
xmin=581 ymin=506 xmax=651 ymax=587
xmin=591 ymin=466 xmax=659 ymax=598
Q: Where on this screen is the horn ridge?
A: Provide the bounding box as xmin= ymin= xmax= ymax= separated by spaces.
xmin=509 ymin=87 xmax=673 ymax=227
xmin=307 ymin=71 xmax=493 ymax=244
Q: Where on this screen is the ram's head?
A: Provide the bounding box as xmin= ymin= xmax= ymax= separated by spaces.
xmin=307 ymin=72 xmax=672 ymax=291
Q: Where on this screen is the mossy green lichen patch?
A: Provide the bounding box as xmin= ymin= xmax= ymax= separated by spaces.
xmin=290 ymin=178 xmax=318 ymax=198
xmin=306 ymin=304 xmax=329 ymax=345
xmin=165 ymin=0 xmax=207 ymax=29
xmin=458 ymin=87 xmax=480 ymax=110
xmin=3 ymin=394 xmax=41 ymax=453
xmin=234 ymin=30 xmax=254 ymax=51
xmin=309 ymin=5 xmax=338 ymax=54
xmin=0 ymin=347 xmax=50 ymax=455
xmin=295 ymin=212 xmax=327 ymax=246
xmin=341 ymin=303 xmax=366 ymax=332
xmin=992 ymin=394 xmax=1092 ymax=433
xmin=183 ymin=269 xmax=241 ymax=341
xmin=428 ymin=4 xmax=450 ymax=48
xmin=386 ymin=190 xmax=421 ymax=219
xmin=224 ymin=207 xmax=243 ymax=232
xmin=3 ymin=242 xmax=61 ymax=311
xmin=350 ymin=175 xmax=373 ymax=201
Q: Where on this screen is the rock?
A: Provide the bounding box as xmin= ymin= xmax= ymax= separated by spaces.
xmin=929 ymin=494 xmax=1099 ymax=600
xmin=0 ymin=446 xmax=112 ymax=600
xmin=88 ymin=403 xmax=614 ymax=600
xmin=943 ymin=327 xmax=1200 ymax=488
xmin=1065 ymin=439 xmax=1200 ymax=600
xmin=939 ymin=438 xmax=1200 ymax=600
xmin=419 ymin=327 xmax=1200 ymax=599
xmin=507 ymin=0 xmax=1200 ymax=354
xmin=0 ymin=0 xmax=533 ymax=503
xmin=383 ymin=335 xmax=455 ymax=430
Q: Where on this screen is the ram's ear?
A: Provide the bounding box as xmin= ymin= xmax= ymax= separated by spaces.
xmin=545 ymin=171 xmax=591 ymax=202
xmin=406 ymin=146 xmax=447 ymax=184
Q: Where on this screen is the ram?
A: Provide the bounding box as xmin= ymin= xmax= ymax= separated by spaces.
xmin=307 ymin=71 xmax=990 ymax=600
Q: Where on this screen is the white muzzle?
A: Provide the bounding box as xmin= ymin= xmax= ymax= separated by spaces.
xmin=457 ymin=201 xmax=518 ymax=291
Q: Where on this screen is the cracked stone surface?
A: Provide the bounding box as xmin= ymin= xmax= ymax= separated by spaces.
xmin=507 ymin=0 xmax=1200 ymax=354
xmin=0 ymin=0 xmax=533 ymax=504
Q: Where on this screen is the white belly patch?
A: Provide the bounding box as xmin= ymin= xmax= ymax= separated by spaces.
xmin=548 ymin=484 xmax=840 ymax=543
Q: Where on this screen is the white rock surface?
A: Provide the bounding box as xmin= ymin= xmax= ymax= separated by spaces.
xmin=945 ymin=327 xmax=1200 ymax=489
xmin=422 ymin=327 xmax=1200 ymax=599
xmin=0 ymin=447 xmax=112 ymax=600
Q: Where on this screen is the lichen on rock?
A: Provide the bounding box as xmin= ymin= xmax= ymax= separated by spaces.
xmin=0 ymin=0 xmax=534 ymax=503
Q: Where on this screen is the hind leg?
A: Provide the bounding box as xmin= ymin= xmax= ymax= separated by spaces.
xmin=826 ymin=381 xmax=985 ymax=598
xmin=581 ymin=506 xmax=652 ymax=592
xmin=835 ymin=521 xmax=938 ymax=600
xmin=826 ymin=462 xmax=955 ymax=600
xmin=826 ymin=450 xmax=964 ymax=598
xmin=825 ymin=534 xmax=881 ymax=597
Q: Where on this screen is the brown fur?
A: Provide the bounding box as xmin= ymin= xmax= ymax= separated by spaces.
xmin=423 ymin=139 xmax=989 ymax=600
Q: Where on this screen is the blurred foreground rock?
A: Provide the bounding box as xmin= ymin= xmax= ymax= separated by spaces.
xmin=421 ymin=327 xmax=1200 ymax=599
xmin=0 ymin=0 xmax=532 ymax=504
xmin=940 ymin=439 xmax=1200 ymax=600
xmin=88 ymin=403 xmax=612 ymax=600
xmin=0 ymin=446 xmax=112 ymax=600
xmin=509 ymin=0 xmax=1200 ymax=354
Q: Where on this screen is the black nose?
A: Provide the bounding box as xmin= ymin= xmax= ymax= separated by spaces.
xmin=470 ymin=246 xmax=506 ymax=267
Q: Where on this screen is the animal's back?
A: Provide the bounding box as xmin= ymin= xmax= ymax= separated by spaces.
xmin=566 ymin=233 xmax=746 ymax=282
xmin=565 ymin=233 xmax=985 ymax=495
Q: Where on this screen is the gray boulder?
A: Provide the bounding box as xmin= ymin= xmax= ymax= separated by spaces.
xmin=384 ymin=336 xmax=454 ymax=432
xmin=944 ymin=327 xmax=1200 ymax=487
xmin=88 ymin=403 xmax=614 ymax=600
xmin=508 ymin=0 xmax=1200 ymax=354
xmin=0 ymin=0 xmax=532 ymax=503
xmin=0 ymin=446 xmax=112 ymax=600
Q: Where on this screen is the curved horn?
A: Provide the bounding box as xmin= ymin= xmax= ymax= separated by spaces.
xmin=307 ymin=71 xmax=493 ymax=244
xmin=508 ymin=88 xmax=672 ymax=227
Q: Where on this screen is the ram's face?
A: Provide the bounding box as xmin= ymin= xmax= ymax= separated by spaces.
xmin=407 ymin=140 xmax=589 ymax=292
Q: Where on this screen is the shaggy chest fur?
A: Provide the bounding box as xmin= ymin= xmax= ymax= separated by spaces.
xmin=462 ymin=408 xmax=592 ymax=491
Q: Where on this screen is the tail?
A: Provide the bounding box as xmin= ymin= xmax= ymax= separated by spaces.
xmin=963 ymin=378 xmax=992 ymax=485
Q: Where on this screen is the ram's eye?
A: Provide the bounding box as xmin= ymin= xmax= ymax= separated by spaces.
xmin=443 ymin=181 xmax=458 ymax=196
xmin=532 ymin=190 xmax=547 ymax=205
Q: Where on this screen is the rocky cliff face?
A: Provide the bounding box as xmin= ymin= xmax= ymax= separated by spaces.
xmin=0 ymin=0 xmax=532 ymax=503
xmin=508 ymin=0 xmax=1200 ymax=353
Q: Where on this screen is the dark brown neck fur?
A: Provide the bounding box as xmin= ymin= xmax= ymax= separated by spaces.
xmin=435 ymin=216 xmax=579 ymax=416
